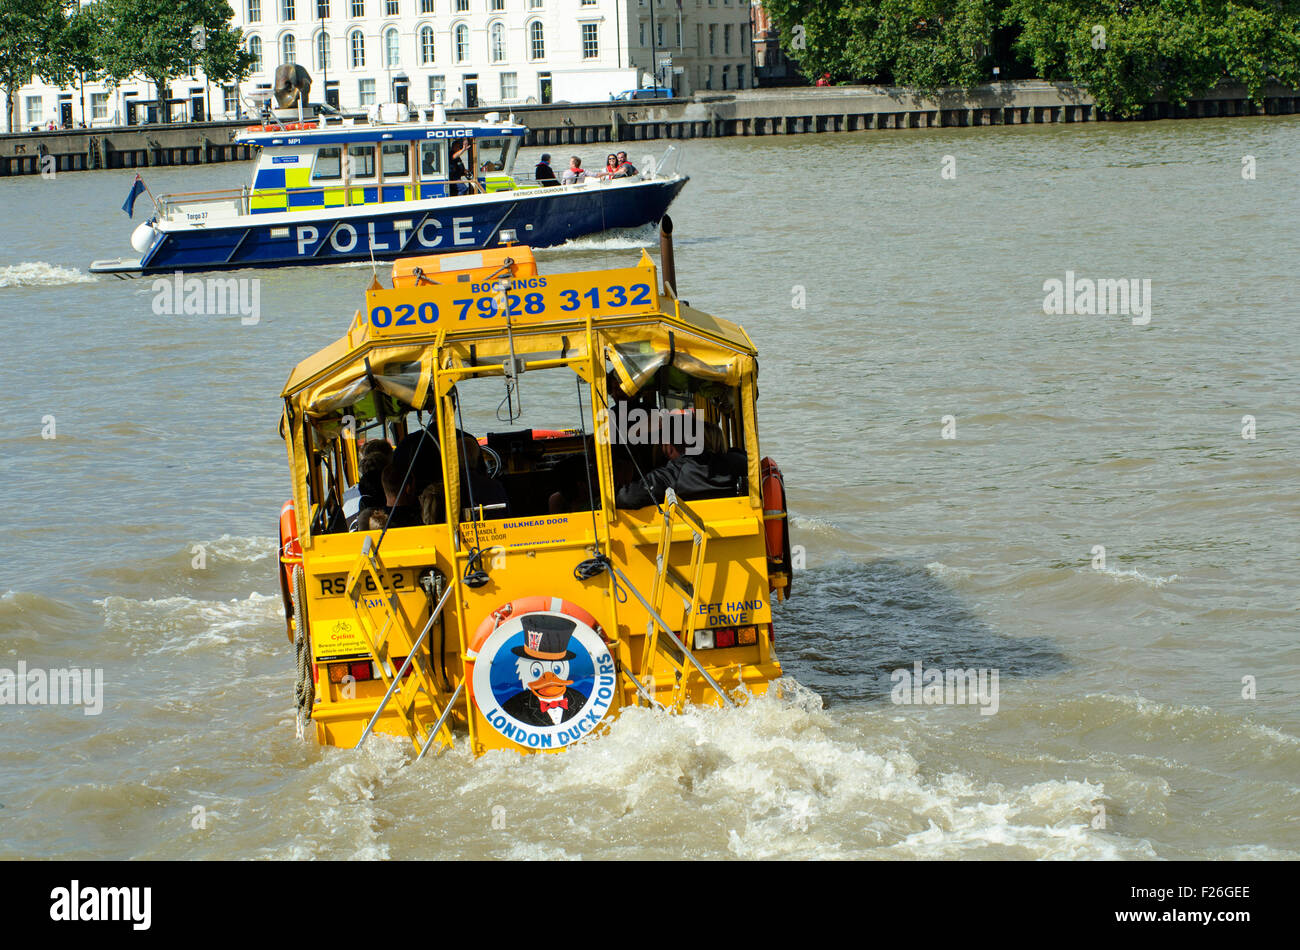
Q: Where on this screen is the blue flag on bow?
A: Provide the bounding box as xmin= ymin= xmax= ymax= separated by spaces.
xmin=122 ymin=175 xmax=147 ymax=218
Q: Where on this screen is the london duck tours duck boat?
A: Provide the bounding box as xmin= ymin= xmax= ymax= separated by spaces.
xmin=275 ymin=220 xmax=792 ymax=757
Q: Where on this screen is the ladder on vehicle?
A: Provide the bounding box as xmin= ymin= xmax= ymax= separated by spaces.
xmin=621 ymin=489 xmax=734 ymax=712
xmin=345 ymin=536 xmax=459 ymax=759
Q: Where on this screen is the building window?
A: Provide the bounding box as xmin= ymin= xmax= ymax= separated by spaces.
xmin=89 ymin=92 xmax=108 ymax=119
xmin=489 ymin=21 xmax=505 ymax=62
xmin=455 ymin=0 xmax=467 ymax=10
xmin=350 ymin=30 xmax=365 ymax=67
xmin=581 ymin=22 xmax=598 ymax=58
xmin=317 ymin=0 xmax=329 ymax=17
xmin=581 ymin=0 xmax=595 ymax=5
xmin=281 ymin=33 xmax=296 ymax=65
xmin=248 ymin=0 xmax=261 ymax=22
xmin=429 ymin=74 xmax=446 ymax=102
xmin=736 ymin=64 xmax=745 ymax=88
xmin=491 ymin=0 xmax=504 ymax=9
xmin=724 ymin=23 xmax=731 ymax=54
xmin=248 ymin=35 xmax=263 ymax=71
xmin=675 ymin=18 xmax=681 ymax=47
xmin=420 ymin=25 xmax=435 ymax=64
xmin=500 ymin=71 xmax=517 ymax=99
xmin=282 ymin=0 xmax=295 ymax=20
xmin=454 ymin=23 xmax=468 ymax=62
xmin=222 ymin=86 xmax=238 ymax=115
xmin=530 ymin=0 xmax=543 ymax=7
xmin=706 ymin=64 xmax=713 ymax=89
xmin=317 ymin=31 xmax=331 ymax=68
xmin=26 ymin=95 xmax=43 ymax=127
xmin=708 ymin=23 xmax=715 ymax=54
xmin=721 ymin=64 xmax=728 ymax=89
xmin=351 ymin=0 xmax=363 ymax=15
xmin=657 ymin=21 xmax=664 ymax=46
xmin=386 ymin=0 xmax=399 ymax=13
xmin=420 ymin=0 xmax=434 ymax=10
xmin=529 ymin=20 xmax=544 ymax=59
xmin=385 ymin=27 xmax=400 ymax=66
xmin=638 ymin=21 xmax=645 ymax=46
xmin=358 ymin=78 xmax=376 ymax=106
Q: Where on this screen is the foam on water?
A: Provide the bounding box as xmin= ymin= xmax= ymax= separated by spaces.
xmin=1090 ymin=566 xmax=1179 ymax=587
xmin=0 ymin=262 xmax=97 ymax=288
xmin=97 ymin=591 xmax=281 ymax=655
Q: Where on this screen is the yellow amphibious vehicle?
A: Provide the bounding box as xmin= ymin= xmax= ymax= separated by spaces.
xmin=276 ymin=221 xmax=793 ymax=757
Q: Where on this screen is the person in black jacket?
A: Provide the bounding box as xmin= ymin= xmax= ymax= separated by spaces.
xmin=615 ymin=412 xmax=746 ymax=509
xmin=534 ymin=153 xmax=559 ymax=186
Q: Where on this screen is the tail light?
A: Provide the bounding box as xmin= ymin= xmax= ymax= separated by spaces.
xmin=692 ymin=626 xmax=762 ymax=650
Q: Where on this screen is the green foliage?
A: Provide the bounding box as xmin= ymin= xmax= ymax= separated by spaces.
xmin=93 ymin=0 xmax=251 ymax=111
xmin=765 ymin=0 xmax=1300 ymax=116
xmin=0 ymin=0 xmax=67 ymax=130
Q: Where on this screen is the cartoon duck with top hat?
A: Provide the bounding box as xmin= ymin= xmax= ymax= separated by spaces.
xmin=502 ymin=614 xmax=589 ymax=726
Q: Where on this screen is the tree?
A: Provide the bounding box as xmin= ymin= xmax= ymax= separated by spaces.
xmin=0 ymin=0 xmax=66 ymax=132
xmin=47 ymin=2 xmax=106 ymax=126
xmin=94 ymin=0 xmax=252 ymax=122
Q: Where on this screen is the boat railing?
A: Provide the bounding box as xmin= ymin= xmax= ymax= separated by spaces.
xmin=157 ymin=187 xmax=252 ymax=218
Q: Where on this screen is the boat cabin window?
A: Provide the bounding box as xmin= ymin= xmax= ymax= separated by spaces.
xmin=312 ymin=146 xmax=343 ymax=181
xmin=381 ymin=143 xmax=409 ymax=178
xmin=348 ymin=144 xmax=377 ymax=180
xmin=476 ymin=136 xmax=517 ymax=174
xmin=419 ymin=141 xmax=445 ymax=177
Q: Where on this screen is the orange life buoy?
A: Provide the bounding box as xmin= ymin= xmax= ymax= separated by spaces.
xmin=465 ymin=596 xmax=608 ymax=694
xmin=278 ymin=499 xmax=303 ymax=633
xmin=760 ymin=458 xmax=792 ymax=596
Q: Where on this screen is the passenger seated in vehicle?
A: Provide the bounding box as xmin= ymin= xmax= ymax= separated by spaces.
xmin=612 ymin=151 xmax=637 ymax=178
xmin=390 ymin=425 xmax=442 ymax=496
xmin=381 ymin=464 xmax=425 ymax=528
xmin=615 ymin=410 xmax=747 ymax=509
xmin=458 ymin=432 xmax=510 ymax=518
xmin=357 ymin=439 xmax=393 ymax=511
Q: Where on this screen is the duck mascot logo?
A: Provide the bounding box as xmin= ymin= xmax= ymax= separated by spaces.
xmin=472 ymin=611 xmax=617 ymax=750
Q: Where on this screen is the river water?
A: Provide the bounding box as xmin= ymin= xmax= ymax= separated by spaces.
xmin=2 ymin=116 xmax=1297 ymax=860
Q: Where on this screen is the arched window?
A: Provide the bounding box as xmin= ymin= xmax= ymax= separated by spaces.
xmin=528 ymin=20 xmax=544 ymax=60
xmin=384 ymin=27 xmax=400 ymax=67
xmin=489 ymin=21 xmax=505 ymax=62
xmin=350 ymin=30 xmax=365 ymax=68
xmin=419 ymin=26 xmax=435 ymax=65
xmin=248 ymin=35 xmax=263 ymax=71
xmin=453 ymin=23 xmax=468 ymax=63
xmin=317 ymin=31 xmax=331 ymax=69
xmin=281 ymin=34 xmax=296 ymax=66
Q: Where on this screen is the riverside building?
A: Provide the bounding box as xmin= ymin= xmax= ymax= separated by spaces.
xmin=11 ymin=0 xmax=757 ymax=130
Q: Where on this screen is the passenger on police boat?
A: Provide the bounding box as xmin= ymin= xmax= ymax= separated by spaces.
xmin=502 ymin=615 xmax=590 ymax=726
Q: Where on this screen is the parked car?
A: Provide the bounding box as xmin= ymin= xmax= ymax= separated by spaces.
xmin=612 ymin=87 xmax=673 ymax=101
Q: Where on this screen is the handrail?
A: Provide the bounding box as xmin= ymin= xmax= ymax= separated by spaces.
xmin=608 ymin=559 xmax=733 ymax=708
xmin=355 ymin=581 xmax=454 ymax=748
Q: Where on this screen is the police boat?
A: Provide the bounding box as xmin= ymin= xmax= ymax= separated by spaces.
xmin=89 ymin=98 xmax=687 ymax=277
xmin=275 ymin=221 xmax=793 ymax=757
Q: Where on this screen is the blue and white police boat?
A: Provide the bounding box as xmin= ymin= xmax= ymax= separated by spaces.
xmin=89 ymin=103 xmax=687 ymax=276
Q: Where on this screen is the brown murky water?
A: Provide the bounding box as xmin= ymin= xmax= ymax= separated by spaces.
xmin=2 ymin=115 xmax=1298 ymax=858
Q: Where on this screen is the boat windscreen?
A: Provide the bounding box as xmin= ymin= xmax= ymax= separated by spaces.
xmin=606 ymin=330 xmax=753 ymax=398
xmin=477 ymin=136 xmax=517 ymax=174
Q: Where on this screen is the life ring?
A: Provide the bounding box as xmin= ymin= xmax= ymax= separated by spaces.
xmin=465 ymin=596 xmax=607 ymax=690
xmin=760 ymin=457 xmax=792 ymax=596
xmin=278 ymin=498 xmax=303 ymax=641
